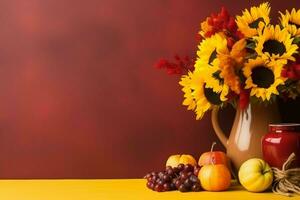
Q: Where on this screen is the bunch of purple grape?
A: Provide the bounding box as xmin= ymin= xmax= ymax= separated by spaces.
xmin=145 ymin=164 xmax=201 ymax=192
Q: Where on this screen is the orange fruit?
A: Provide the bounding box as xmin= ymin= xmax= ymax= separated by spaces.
xmin=198 ymin=164 xmax=231 ymax=191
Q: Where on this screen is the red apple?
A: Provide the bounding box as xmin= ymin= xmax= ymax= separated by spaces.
xmin=198 ymin=142 xmax=229 ymax=167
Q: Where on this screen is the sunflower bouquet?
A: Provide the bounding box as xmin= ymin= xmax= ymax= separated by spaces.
xmin=157 ymin=2 xmax=300 ymax=120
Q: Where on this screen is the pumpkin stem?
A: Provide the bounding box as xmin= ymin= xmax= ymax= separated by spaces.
xmin=210 ymin=142 xmax=216 ymax=152
xmin=210 ymin=142 xmax=217 ymax=165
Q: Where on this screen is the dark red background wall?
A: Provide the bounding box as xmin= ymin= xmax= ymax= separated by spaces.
xmin=0 ymin=0 xmax=298 ymax=178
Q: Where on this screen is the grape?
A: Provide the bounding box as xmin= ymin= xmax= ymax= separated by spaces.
xmin=178 ymin=184 xmax=188 ymax=192
xmin=183 ymin=179 xmax=192 ymax=189
xmin=157 ymin=179 xmax=164 ymax=185
xmin=163 ymin=183 xmax=170 ymax=191
xmin=144 ymin=173 xmax=151 ymax=179
xmin=145 ymin=164 xmax=201 ymax=192
xmin=173 ymin=167 xmax=180 ymax=174
xmin=170 ymin=182 xmax=176 ymax=190
xmin=147 ymin=177 xmax=153 ymax=183
xmin=150 ymin=183 xmax=156 ymax=190
xmin=146 ymin=181 xmax=153 ymax=189
xmin=175 ymin=179 xmax=182 ymax=188
xmin=166 ymin=168 xmax=174 ymax=176
xmin=151 ymin=172 xmax=157 ymax=176
xmin=191 ymin=183 xmax=201 ymax=192
xmin=180 ymin=172 xmax=188 ymax=180
xmin=177 ymin=164 xmax=184 ymax=171
xmin=158 ymin=172 xmax=164 ymax=179
xmin=194 ymin=167 xmax=200 ymax=176
xmin=162 ymin=174 xmax=171 ymax=182
xmin=172 ymin=178 xmax=177 ymax=185
xmin=152 ymin=175 xmax=158 ymax=181
xmin=154 ymin=184 xmax=164 ymax=192
xmin=189 ymin=175 xmax=200 ymax=183
xmin=184 ymin=164 xmax=193 ymax=172
xmin=166 ymin=166 xmax=172 ymax=171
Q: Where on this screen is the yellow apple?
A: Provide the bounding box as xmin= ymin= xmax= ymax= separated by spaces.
xmin=179 ymin=154 xmax=197 ymax=166
xmin=238 ymin=158 xmax=273 ymax=192
xmin=166 ymin=155 xmax=181 ymax=168
xmin=166 ymin=154 xmax=197 ymax=168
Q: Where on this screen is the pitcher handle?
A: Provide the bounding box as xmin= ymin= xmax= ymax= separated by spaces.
xmin=211 ymin=106 xmax=228 ymax=148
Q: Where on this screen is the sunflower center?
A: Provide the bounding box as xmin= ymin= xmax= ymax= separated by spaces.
xmin=203 ymin=84 xmax=222 ymax=105
xmin=251 ymin=66 xmax=274 ymax=88
xmin=208 ymin=49 xmax=217 ymax=65
xmin=262 ymin=39 xmax=286 ymax=56
xmin=212 ymin=70 xmax=224 ymax=84
xmin=289 ymin=21 xmax=300 ymax=29
xmin=249 ymin=17 xmax=264 ymax=29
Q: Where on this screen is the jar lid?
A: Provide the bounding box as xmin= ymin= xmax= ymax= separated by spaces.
xmin=269 ymin=123 xmax=300 ymax=133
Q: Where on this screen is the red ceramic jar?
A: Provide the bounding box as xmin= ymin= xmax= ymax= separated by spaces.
xmin=262 ymin=123 xmax=300 ymax=169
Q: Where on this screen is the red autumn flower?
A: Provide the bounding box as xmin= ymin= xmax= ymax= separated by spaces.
xmin=282 ymin=56 xmax=300 ymax=80
xmin=155 ymin=55 xmax=194 ymax=75
xmin=239 ymin=89 xmax=250 ymax=110
xmin=201 ymin=7 xmax=244 ymax=49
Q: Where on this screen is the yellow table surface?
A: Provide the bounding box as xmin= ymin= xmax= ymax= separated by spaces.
xmin=0 ymin=179 xmax=297 ymax=200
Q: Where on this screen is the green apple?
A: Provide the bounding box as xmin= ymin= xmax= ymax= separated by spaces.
xmin=238 ymin=158 xmax=273 ymax=192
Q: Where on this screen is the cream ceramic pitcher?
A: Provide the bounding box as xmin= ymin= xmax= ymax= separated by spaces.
xmin=211 ymin=103 xmax=280 ymax=172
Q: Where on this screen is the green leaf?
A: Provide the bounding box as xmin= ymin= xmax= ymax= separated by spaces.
xmin=245 ymin=53 xmax=258 ymax=60
xmin=246 ymin=41 xmax=256 ymax=50
xmin=237 ymin=69 xmax=246 ymax=83
xmin=229 ymin=99 xmax=237 ymax=109
xmin=293 ymin=37 xmax=300 ymax=44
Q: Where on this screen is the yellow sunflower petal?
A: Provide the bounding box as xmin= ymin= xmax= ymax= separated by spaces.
xmin=194 ymin=33 xmax=228 ymax=72
xmin=255 ymin=25 xmax=298 ymax=63
xmin=236 ymin=2 xmax=270 ymax=37
xmin=179 ymin=68 xmax=229 ymax=120
xmin=280 ymin=8 xmax=300 ymax=36
xmin=243 ymin=57 xmax=285 ymax=101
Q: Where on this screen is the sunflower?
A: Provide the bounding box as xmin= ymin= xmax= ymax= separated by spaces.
xmin=179 ymin=70 xmax=210 ymax=119
xmin=179 ymin=71 xmax=197 ymax=111
xmin=194 ymin=33 xmax=228 ymax=72
xmin=280 ymin=8 xmax=300 ymax=36
xmin=255 ymin=25 xmax=298 ymax=63
xmin=179 ymin=69 xmax=229 ymax=120
xmin=236 ymin=2 xmax=270 ymax=38
xmin=243 ymin=57 xmax=285 ymax=101
xmin=191 ymin=71 xmax=213 ymax=120
xmin=203 ymin=66 xmax=229 ymax=100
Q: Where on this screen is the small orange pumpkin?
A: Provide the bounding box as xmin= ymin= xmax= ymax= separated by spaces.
xmin=198 ymin=164 xmax=231 ymax=191
xmin=198 ymin=142 xmax=229 ymax=167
